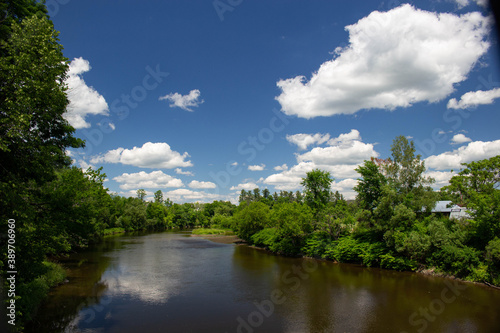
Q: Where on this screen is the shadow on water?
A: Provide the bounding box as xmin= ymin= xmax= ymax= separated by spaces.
xmin=26 ymin=231 xmax=500 ymax=333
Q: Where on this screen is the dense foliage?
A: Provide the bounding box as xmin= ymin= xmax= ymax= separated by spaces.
xmin=231 ymin=137 xmax=500 ymax=287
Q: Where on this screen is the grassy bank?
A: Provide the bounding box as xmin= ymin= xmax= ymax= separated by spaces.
xmin=192 ymin=228 xmax=234 ymax=236
xmin=103 ymin=227 xmax=126 ymax=236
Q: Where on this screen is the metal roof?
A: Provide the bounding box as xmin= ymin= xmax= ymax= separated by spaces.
xmin=432 ymin=200 xmax=463 ymax=213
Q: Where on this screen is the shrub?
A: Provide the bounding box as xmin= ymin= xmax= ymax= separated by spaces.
xmin=251 ymin=228 xmax=277 ymax=248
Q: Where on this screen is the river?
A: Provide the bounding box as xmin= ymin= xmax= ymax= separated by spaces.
xmin=25 ymin=230 xmax=500 ymax=333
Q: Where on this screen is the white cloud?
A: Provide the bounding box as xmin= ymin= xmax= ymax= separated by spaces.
xmin=425 ymin=140 xmax=500 ymax=170
xmin=119 ymin=189 xmax=155 ymax=199
xmin=188 ymin=180 xmax=217 ymax=189
xmin=248 ymin=164 xmax=266 ymax=171
xmin=275 ymin=5 xmax=490 ymax=118
xmin=451 ymin=133 xmax=472 ymax=145
xmin=455 ymin=0 xmax=489 ymax=8
xmin=231 ymin=162 xmax=239 ymax=166
xmin=274 ymin=164 xmax=288 ymax=171
xmin=230 ymin=182 xmax=259 ymax=191
xmin=264 ymin=130 xmax=378 ymax=192
xmin=63 ymin=57 xmax=109 ymax=129
xmin=297 ymin=140 xmax=377 ymax=165
xmin=175 ymin=168 xmax=194 ymax=176
xmin=331 ymin=178 xmax=359 ymax=200
xmin=159 ymin=89 xmax=204 ymax=111
xmin=91 ymin=142 xmax=192 ymax=169
xmin=286 ymin=133 xmax=330 ymax=150
xmin=113 ymin=171 xmax=184 ymax=190
xmin=326 ymin=129 xmax=362 ymax=147
xmin=163 ymin=189 xmax=223 ymax=203
xmin=425 ymin=170 xmax=457 ymax=188
xmin=78 ymin=159 xmax=94 ymax=171
xmin=447 ymin=88 xmax=500 ymax=109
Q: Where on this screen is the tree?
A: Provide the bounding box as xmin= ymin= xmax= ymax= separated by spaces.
xmin=233 ymin=202 xmax=270 ymax=241
xmin=383 ymin=136 xmax=432 ymax=196
xmin=154 ymin=190 xmax=164 ymax=204
xmin=0 ymin=0 xmax=47 ymax=46
xmin=301 ymin=169 xmax=333 ymax=213
xmin=0 ymin=12 xmax=86 ymax=325
xmin=136 ymin=189 xmax=147 ymax=202
xmin=354 ymin=158 xmax=387 ymax=211
xmin=0 ymin=15 xmax=83 ymax=181
xmin=444 ymin=155 xmax=500 ymax=249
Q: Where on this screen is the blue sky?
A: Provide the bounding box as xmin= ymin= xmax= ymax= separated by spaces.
xmin=53 ymin=0 xmax=500 ymax=203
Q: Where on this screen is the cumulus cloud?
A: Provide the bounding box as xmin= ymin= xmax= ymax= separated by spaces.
xmin=175 ymin=168 xmax=194 ymax=176
xmin=159 ymin=89 xmax=204 ymax=111
xmin=248 ymin=164 xmax=266 ymax=171
xmin=264 ymin=130 xmax=378 ymax=191
xmin=455 ymin=0 xmax=489 ymax=8
xmin=275 ymin=5 xmax=490 ymax=118
xmin=424 ymin=170 xmax=457 ymax=188
xmin=297 ymin=140 xmax=377 ymax=165
xmin=286 ymin=133 xmax=330 ymax=150
xmin=447 ymin=88 xmax=500 ymax=109
xmin=163 ymin=189 xmax=222 ymax=203
xmin=91 ymin=142 xmax=193 ymax=169
xmin=188 ymin=180 xmax=217 ymax=189
xmin=331 ymin=179 xmax=359 ymax=200
xmin=63 ymin=57 xmax=109 ymax=129
xmin=113 ymin=171 xmax=184 ymax=190
xmin=230 ymin=182 xmax=259 ymax=191
xmin=451 ymin=134 xmax=472 ymax=145
xmin=425 ymin=140 xmax=500 ymax=170
xmin=274 ymin=164 xmax=288 ymax=171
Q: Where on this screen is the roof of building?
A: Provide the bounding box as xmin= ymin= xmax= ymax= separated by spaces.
xmin=432 ymin=200 xmax=464 ymax=213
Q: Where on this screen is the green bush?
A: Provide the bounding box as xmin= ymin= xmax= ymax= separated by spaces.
xmin=380 ymin=253 xmax=417 ymax=271
xmin=428 ymin=244 xmax=481 ymax=278
xmin=360 ymin=241 xmax=389 ymax=267
xmin=233 ymin=202 xmax=271 ymax=241
xmin=323 ymin=236 xmax=363 ymax=263
xmin=301 ymin=232 xmax=331 ymax=258
xmin=251 ymin=228 xmax=278 ymax=248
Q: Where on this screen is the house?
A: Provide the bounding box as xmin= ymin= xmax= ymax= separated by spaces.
xmin=432 ymin=200 xmax=471 ymax=220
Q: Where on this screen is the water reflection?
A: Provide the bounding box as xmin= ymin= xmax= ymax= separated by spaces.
xmin=26 ymin=231 xmax=500 ymax=333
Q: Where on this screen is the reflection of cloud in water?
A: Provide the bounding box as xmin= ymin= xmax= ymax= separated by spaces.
xmin=101 ymin=235 xmax=186 ymax=305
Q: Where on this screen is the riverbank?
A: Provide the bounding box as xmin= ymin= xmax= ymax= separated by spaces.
xmin=191 ymin=233 xmax=245 ymax=244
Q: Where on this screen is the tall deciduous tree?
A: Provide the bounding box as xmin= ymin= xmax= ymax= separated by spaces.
xmin=0 ymin=15 xmax=83 ymax=182
xmin=383 ymin=136 xmax=432 ymax=195
xmin=354 ymin=158 xmax=387 ymax=212
xmin=301 ymin=169 xmax=333 ymax=213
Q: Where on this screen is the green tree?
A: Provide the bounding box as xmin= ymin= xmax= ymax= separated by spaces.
xmin=269 ymin=202 xmax=314 ymax=255
xmin=233 ymin=202 xmax=270 ymax=241
xmin=444 ymin=155 xmax=500 ymax=249
xmin=0 ymin=15 xmax=83 ymax=176
xmin=0 ymin=12 xmax=84 ymax=326
xmin=136 ymin=189 xmax=147 ymax=202
xmin=0 ymin=0 xmax=47 ymax=45
xmin=154 ymin=190 xmax=164 ymax=204
xmin=354 ymin=158 xmax=387 ymax=211
xmin=383 ymin=136 xmax=433 ymax=197
xmin=301 ymin=169 xmax=333 ymax=213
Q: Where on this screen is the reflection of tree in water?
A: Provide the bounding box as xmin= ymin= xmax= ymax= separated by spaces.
xmin=24 ymin=236 xmax=123 ymax=333
xmin=233 ymin=245 xmax=500 ymax=333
